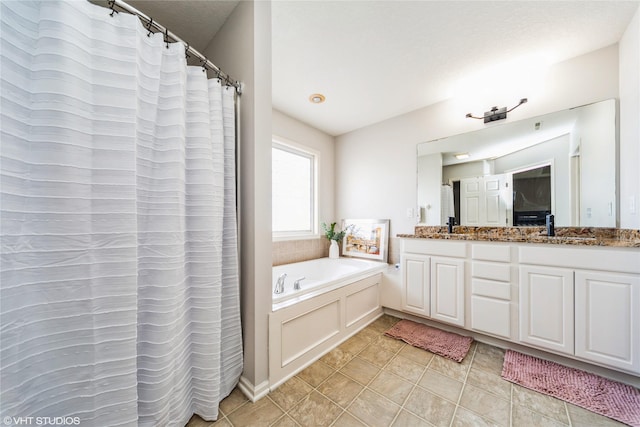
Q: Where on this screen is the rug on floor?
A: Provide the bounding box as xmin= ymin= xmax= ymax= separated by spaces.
xmin=501 ymin=349 xmax=640 ymax=427
xmin=384 ymin=319 xmax=473 ymax=362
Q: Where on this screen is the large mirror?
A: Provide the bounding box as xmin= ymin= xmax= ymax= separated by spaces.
xmin=417 ymin=99 xmax=617 ymax=228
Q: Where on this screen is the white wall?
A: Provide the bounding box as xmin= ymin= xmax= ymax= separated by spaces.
xmin=416 ymin=153 xmax=442 ymax=225
xmin=574 ymin=100 xmax=617 ymax=227
xmin=203 ymin=1 xmax=272 ymax=399
xmin=336 ymin=45 xmax=620 ymax=235
xmin=272 ymin=109 xmax=336 ymax=228
xmin=620 ymin=7 xmax=640 ymax=229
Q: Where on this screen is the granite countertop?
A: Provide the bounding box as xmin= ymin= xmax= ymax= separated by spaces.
xmin=397 ymin=226 xmax=640 ymax=248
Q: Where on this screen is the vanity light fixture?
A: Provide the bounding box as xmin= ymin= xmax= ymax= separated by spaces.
xmin=466 ymin=98 xmax=528 ymax=123
xmin=309 ymin=93 xmax=326 ymax=104
xmin=455 ymin=153 xmax=470 ymax=160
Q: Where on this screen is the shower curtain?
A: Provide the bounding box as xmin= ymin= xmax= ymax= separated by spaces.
xmin=0 ymin=1 xmax=242 ymax=425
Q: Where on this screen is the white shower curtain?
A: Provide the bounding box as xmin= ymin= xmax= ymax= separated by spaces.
xmin=0 ymin=1 xmax=242 ymax=425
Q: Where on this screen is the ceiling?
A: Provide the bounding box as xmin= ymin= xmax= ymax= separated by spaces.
xmin=105 ymin=1 xmax=638 ymax=137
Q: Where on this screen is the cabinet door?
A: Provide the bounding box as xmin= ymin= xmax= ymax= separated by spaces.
xmin=401 ymin=254 xmax=430 ymax=317
xmin=430 ymin=257 xmax=465 ymax=327
xmin=519 ymin=266 xmax=574 ymax=354
xmin=575 ymin=271 xmax=640 ymax=373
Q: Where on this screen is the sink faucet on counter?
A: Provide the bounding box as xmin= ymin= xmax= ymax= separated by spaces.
xmin=447 ymin=217 xmax=456 ymax=234
xmin=546 ymin=214 xmax=555 ymax=236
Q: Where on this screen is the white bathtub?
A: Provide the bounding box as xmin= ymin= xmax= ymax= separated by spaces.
xmin=272 ymin=257 xmax=387 ymax=310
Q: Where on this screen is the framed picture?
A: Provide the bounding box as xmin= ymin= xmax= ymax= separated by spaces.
xmin=341 ymin=219 xmax=390 ymax=263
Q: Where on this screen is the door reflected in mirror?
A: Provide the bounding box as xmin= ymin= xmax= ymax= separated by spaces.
xmin=416 ymin=99 xmax=616 ymax=228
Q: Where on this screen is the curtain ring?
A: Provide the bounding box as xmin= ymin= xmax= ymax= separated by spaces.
xmin=164 ymin=28 xmax=169 ymax=49
xmin=185 ymin=44 xmax=190 ymax=60
xmin=146 ymin=18 xmax=153 ymax=37
xmin=201 ymin=59 xmax=208 ymax=73
xmin=108 ymin=0 xmax=118 ymax=17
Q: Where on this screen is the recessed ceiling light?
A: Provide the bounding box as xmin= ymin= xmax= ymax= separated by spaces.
xmin=309 ymin=93 xmax=326 ymax=104
xmin=455 ymin=153 xmax=470 ymax=160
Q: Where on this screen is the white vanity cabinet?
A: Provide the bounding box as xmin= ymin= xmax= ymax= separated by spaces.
xmin=575 ymin=270 xmax=640 ymax=372
xmin=401 ymin=253 xmax=430 ymax=317
xmin=519 ymin=265 xmax=575 ymax=355
xmin=518 ymin=245 xmax=640 ymax=374
xmin=398 ymin=238 xmax=640 ymax=376
xmin=400 ymin=240 xmax=466 ymax=327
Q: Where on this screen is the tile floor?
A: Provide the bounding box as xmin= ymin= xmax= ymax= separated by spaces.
xmin=187 ymin=315 xmax=627 ymax=427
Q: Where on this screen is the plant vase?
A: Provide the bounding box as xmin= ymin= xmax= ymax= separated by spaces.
xmin=329 ymin=240 xmax=339 ymax=259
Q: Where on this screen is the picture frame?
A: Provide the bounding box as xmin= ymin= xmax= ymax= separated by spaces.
xmin=341 ymin=219 xmax=390 ymax=263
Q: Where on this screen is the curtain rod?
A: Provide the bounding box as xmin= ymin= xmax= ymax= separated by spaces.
xmin=107 ymin=0 xmax=242 ymax=94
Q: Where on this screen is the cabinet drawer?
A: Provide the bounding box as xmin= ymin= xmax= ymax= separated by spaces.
xmin=472 ymin=262 xmax=510 ymax=282
xmin=402 ymin=239 xmax=467 ymax=258
xmin=471 ymin=295 xmax=511 ymax=339
xmin=472 ymin=278 xmax=511 ymax=300
xmin=472 ymin=244 xmax=511 ymax=262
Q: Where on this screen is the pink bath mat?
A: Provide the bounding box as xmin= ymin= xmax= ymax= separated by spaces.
xmin=384 ymin=319 xmax=473 ymax=362
xmin=502 ymin=350 xmax=640 ymax=426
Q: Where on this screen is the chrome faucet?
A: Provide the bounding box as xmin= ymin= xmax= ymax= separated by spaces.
xmin=274 ymin=273 xmax=287 ymax=294
xmin=293 ymin=277 xmax=306 ymax=290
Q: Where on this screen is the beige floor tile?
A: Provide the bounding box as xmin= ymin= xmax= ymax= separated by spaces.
xmin=465 ymin=366 xmax=511 ymax=401
xmin=418 ymin=369 xmax=463 ymax=403
xmin=287 ymin=391 xmax=343 ymax=427
xmin=185 ymin=414 xmax=204 ymax=426
xmin=340 ymin=356 xmax=381 ymax=385
xmin=566 ymin=403 xmax=628 ymax=427
xmin=404 ymin=386 xmax=456 ymax=427
xmin=341 ymin=334 xmax=370 ymax=355
xmin=347 ymin=389 xmax=401 ymax=427
xmin=316 ymin=372 xmax=364 ymax=408
xmin=358 ymin=344 xmax=396 ymax=368
xmin=451 ymin=407 xmax=501 ymax=427
xmin=512 ymin=404 xmax=569 ymax=427
xmin=296 ymin=360 xmax=335 ymax=387
xmin=398 ymin=344 xmax=435 ymax=365
xmin=385 ymin=354 xmax=426 ymax=383
xmin=511 ymin=384 xmax=569 ymax=424
xmin=354 ymin=327 xmax=381 ymax=343
xmin=367 ymin=315 xmax=400 ymax=333
xmin=321 ymin=345 xmax=357 ymax=369
xmin=268 ymin=376 xmax=313 ymax=411
xmin=375 ymin=335 xmax=406 ymax=353
xmin=219 ymin=387 xmax=249 ymax=416
xmin=458 ymin=383 xmax=510 ymax=426
xmin=429 ymin=355 xmax=471 ymax=382
xmin=369 ymin=370 xmax=414 ymax=405
xmin=226 ymin=397 xmax=284 ymax=427
xmin=471 ymin=343 xmax=505 ymax=375
xmin=391 ymin=410 xmax=433 ymax=426
xmin=332 ymin=411 xmax=367 ymax=427
xmin=270 ymin=414 xmax=299 ymax=427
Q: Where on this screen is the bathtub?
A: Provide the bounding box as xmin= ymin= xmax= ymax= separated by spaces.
xmin=272 ymin=257 xmax=387 ymax=310
xmin=269 ymin=257 xmax=388 ymax=389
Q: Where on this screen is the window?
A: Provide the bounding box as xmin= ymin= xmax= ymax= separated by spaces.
xmin=272 ymin=139 xmax=317 ymax=238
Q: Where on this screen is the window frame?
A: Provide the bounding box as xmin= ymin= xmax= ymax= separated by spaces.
xmin=271 ymin=136 xmax=319 ymax=241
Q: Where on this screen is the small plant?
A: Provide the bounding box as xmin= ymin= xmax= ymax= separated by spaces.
xmin=321 ymin=222 xmax=352 ymax=242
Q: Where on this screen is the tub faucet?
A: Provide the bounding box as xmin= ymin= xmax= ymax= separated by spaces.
xmin=293 ymin=277 xmax=306 ymax=290
xmin=274 ymin=273 xmax=287 ymax=294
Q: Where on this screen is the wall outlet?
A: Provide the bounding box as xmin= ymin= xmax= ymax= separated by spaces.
xmin=630 ymin=196 xmax=637 ymax=215
xmin=406 ymin=208 xmax=414 ymax=218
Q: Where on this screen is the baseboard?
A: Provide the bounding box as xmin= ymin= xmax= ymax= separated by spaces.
xmin=237 ymin=376 xmax=270 ymax=402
